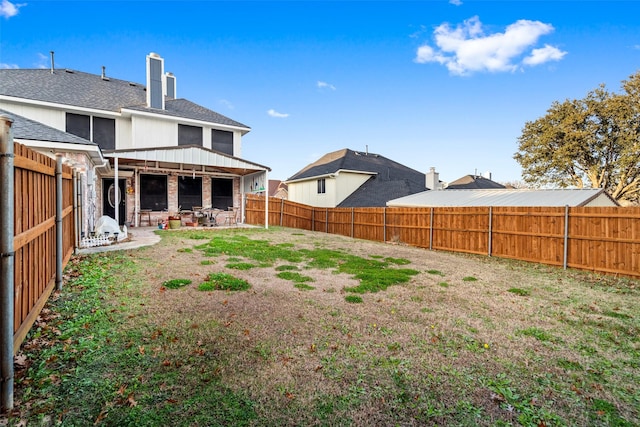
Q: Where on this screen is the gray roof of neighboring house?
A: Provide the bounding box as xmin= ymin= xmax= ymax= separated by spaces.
xmin=288 ymin=148 xmax=425 ymax=182
xmin=0 ymin=68 xmax=249 ymax=129
xmin=288 ymin=148 xmax=427 ymax=207
xmin=338 ymin=177 xmax=427 ymax=207
xmin=446 ymin=174 xmax=506 ymax=190
xmin=0 ymin=108 xmax=96 ymax=146
xmin=387 ymin=188 xmax=618 ymax=207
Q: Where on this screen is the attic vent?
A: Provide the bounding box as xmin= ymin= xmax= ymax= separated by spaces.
xmin=129 ymin=82 xmax=137 ymax=87
xmin=64 ymin=69 xmax=75 ymax=74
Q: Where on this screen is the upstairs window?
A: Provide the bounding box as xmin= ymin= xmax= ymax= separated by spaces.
xmin=93 ymin=117 xmax=116 ymax=150
xmin=317 ymin=178 xmax=326 ymax=194
xmin=65 ymin=113 xmax=116 ymax=150
xmin=178 ymin=124 xmax=203 ymax=146
xmin=212 ymin=129 xmax=234 ymax=156
xmin=65 ymin=113 xmax=90 ymax=140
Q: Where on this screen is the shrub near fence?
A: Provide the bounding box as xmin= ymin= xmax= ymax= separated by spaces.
xmin=245 ymin=194 xmax=640 ymax=279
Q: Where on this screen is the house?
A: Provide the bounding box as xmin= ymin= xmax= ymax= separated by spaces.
xmin=445 ymin=174 xmax=505 ymax=190
xmin=0 ymin=52 xmax=270 ymax=235
xmin=387 ymin=188 xmax=619 ymax=207
xmin=268 ymin=180 xmax=288 ymax=199
xmin=286 ymin=148 xmax=428 ymax=207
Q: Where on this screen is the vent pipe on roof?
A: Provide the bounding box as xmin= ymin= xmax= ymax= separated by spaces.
xmin=50 ymin=51 xmax=55 ymax=74
xmin=101 ymin=66 xmax=106 ymax=80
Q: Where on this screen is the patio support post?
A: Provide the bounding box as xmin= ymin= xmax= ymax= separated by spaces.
xmin=73 ymin=171 xmax=79 ymax=252
xmin=264 ymin=171 xmax=269 ymax=229
xmin=240 ymin=176 xmax=245 ymax=225
xmin=563 ymin=205 xmax=569 ymax=270
xmin=0 ymin=116 xmax=14 ymax=410
xmin=56 ymin=154 xmax=63 ymax=291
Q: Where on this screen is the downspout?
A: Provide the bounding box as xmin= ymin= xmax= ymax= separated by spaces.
xmin=55 ymin=154 xmax=63 ymax=291
xmin=0 ymin=116 xmax=14 ymax=410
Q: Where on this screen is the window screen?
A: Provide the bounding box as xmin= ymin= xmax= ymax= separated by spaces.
xmin=178 ymin=176 xmax=202 ymax=211
xmin=178 ymin=124 xmax=203 ymax=146
xmin=65 ymin=113 xmax=90 ymax=140
xmin=212 ymin=129 xmax=234 ymax=155
xmin=317 ymin=178 xmax=326 ymax=194
xmin=140 ymin=175 xmax=167 ymax=211
xmin=93 ymin=117 xmax=116 ymax=150
xmin=211 ymin=178 xmax=233 ymax=210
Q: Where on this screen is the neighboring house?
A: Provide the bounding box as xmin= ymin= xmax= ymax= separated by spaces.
xmin=0 ymin=52 xmax=270 ymax=235
xmin=268 ymin=180 xmax=288 ymax=199
xmin=387 ymin=188 xmax=619 ymax=207
xmin=445 ymin=174 xmax=505 ymax=190
xmin=286 ymin=148 xmax=427 ymax=207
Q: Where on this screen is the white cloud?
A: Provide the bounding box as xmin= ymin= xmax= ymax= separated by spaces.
xmin=219 ymin=99 xmax=234 ymax=110
xmin=449 ymin=0 xmax=463 ymax=6
xmin=267 ymin=109 xmax=289 ymax=118
xmin=317 ymin=81 xmax=336 ymax=91
xmin=414 ymin=16 xmax=566 ymax=75
xmin=0 ymin=63 xmax=19 ymax=69
xmin=0 ymin=0 xmax=25 ymax=18
xmin=35 ymin=52 xmax=49 ymax=69
xmin=523 ymin=44 xmax=567 ymax=65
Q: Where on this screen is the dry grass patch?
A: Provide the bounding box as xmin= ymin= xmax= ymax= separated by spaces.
xmin=9 ymin=227 xmax=639 ymax=426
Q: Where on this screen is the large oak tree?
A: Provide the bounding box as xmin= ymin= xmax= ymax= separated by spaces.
xmin=514 ymin=71 xmax=640 ymax=205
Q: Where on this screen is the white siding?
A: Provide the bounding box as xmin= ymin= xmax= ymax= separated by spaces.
xmin=116 ymin=117 xmax=132 ymax=149
xmin=0 ymin=102 xmax=65 ymax=130
xmin=334 ymin=172 xmax=370 ymax=205
xmin=131 ymin=116 xmax=176 ymax=148
xmin=288 ymin=172 xmax=371 ymax=207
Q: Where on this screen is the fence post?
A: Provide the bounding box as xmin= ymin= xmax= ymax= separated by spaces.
xmin=56 ymin=155 xmax=63 ymax=291
xmin=351 ymin=208 xmax=354 ymax=238
xmin=311 ymin=207 xmax=315 ymax=232
xmin=0 ymin=116 xmax=15 ymax=410
xmin=325 ymin=208 xmax=328 ymax=233
xmin=383 ymin=207 xmax=386 ymax=243
xmin=563 ymin=205 xmax=569 ymax=270
xmin=488 ymin=206 xmax=493 ymax=257
xmin=429 ymin=207 xmax=434 ymax=250
xmin=280 ymin=198 xmax=284 ymax=227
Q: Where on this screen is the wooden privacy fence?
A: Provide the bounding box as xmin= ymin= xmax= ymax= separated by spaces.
xmin=1 ymin=127 xmax=75 ymax=409
xmin=245 ymin=194 xmax=640 ymax=279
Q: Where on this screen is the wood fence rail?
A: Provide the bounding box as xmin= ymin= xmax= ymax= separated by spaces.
xmin=245 ymin=194 xmax=639 ymax=279
xmin=1 ymin=132 xmax=76 ymax=409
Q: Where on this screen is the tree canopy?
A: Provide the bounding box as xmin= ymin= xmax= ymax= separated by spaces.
xmin=514 ymin=71 xmax=640 ymax=205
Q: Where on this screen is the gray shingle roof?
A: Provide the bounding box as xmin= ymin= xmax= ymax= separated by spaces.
xmin=0 ymin=69 xmax=249 ymax=129
xmin=288 ymin=148 xmax=425 ymax=183
xmin=446 ymin=174 xmax=506 ymax=190
xmin=288 ymin=148 xmax=427 ymax=207
xmin=0 ymin=108 xmax=96 ymax=146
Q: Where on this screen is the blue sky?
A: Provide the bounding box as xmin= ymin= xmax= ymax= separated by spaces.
xmin=1 ymin=1 xmax=639 ymax=183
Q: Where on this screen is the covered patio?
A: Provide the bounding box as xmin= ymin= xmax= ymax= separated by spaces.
xmin=101 ymin=145 xmax=270 ymax=228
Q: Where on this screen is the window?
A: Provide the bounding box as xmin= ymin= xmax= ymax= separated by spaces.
xmin=93 ymin=117 xmax=116 ymax=150
xmin=178 ymin=124 xmax=203 ymax=146
xmin=212 ymin=129 xmax=233 ymax=156
xmin=211 ymin=178 xmax=233 ymax=210
xmin=178 ymin=176 xmax=202 ymax=211
xmin=140 ymin=175 xmax=167 ymax=211
xmin=65 ymin=113 xmax=90 ymax=140
xmin=65 ymin=113 xmax=116 ymax=149
xmin=317 ymin=178 xmax=326 ymax=194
